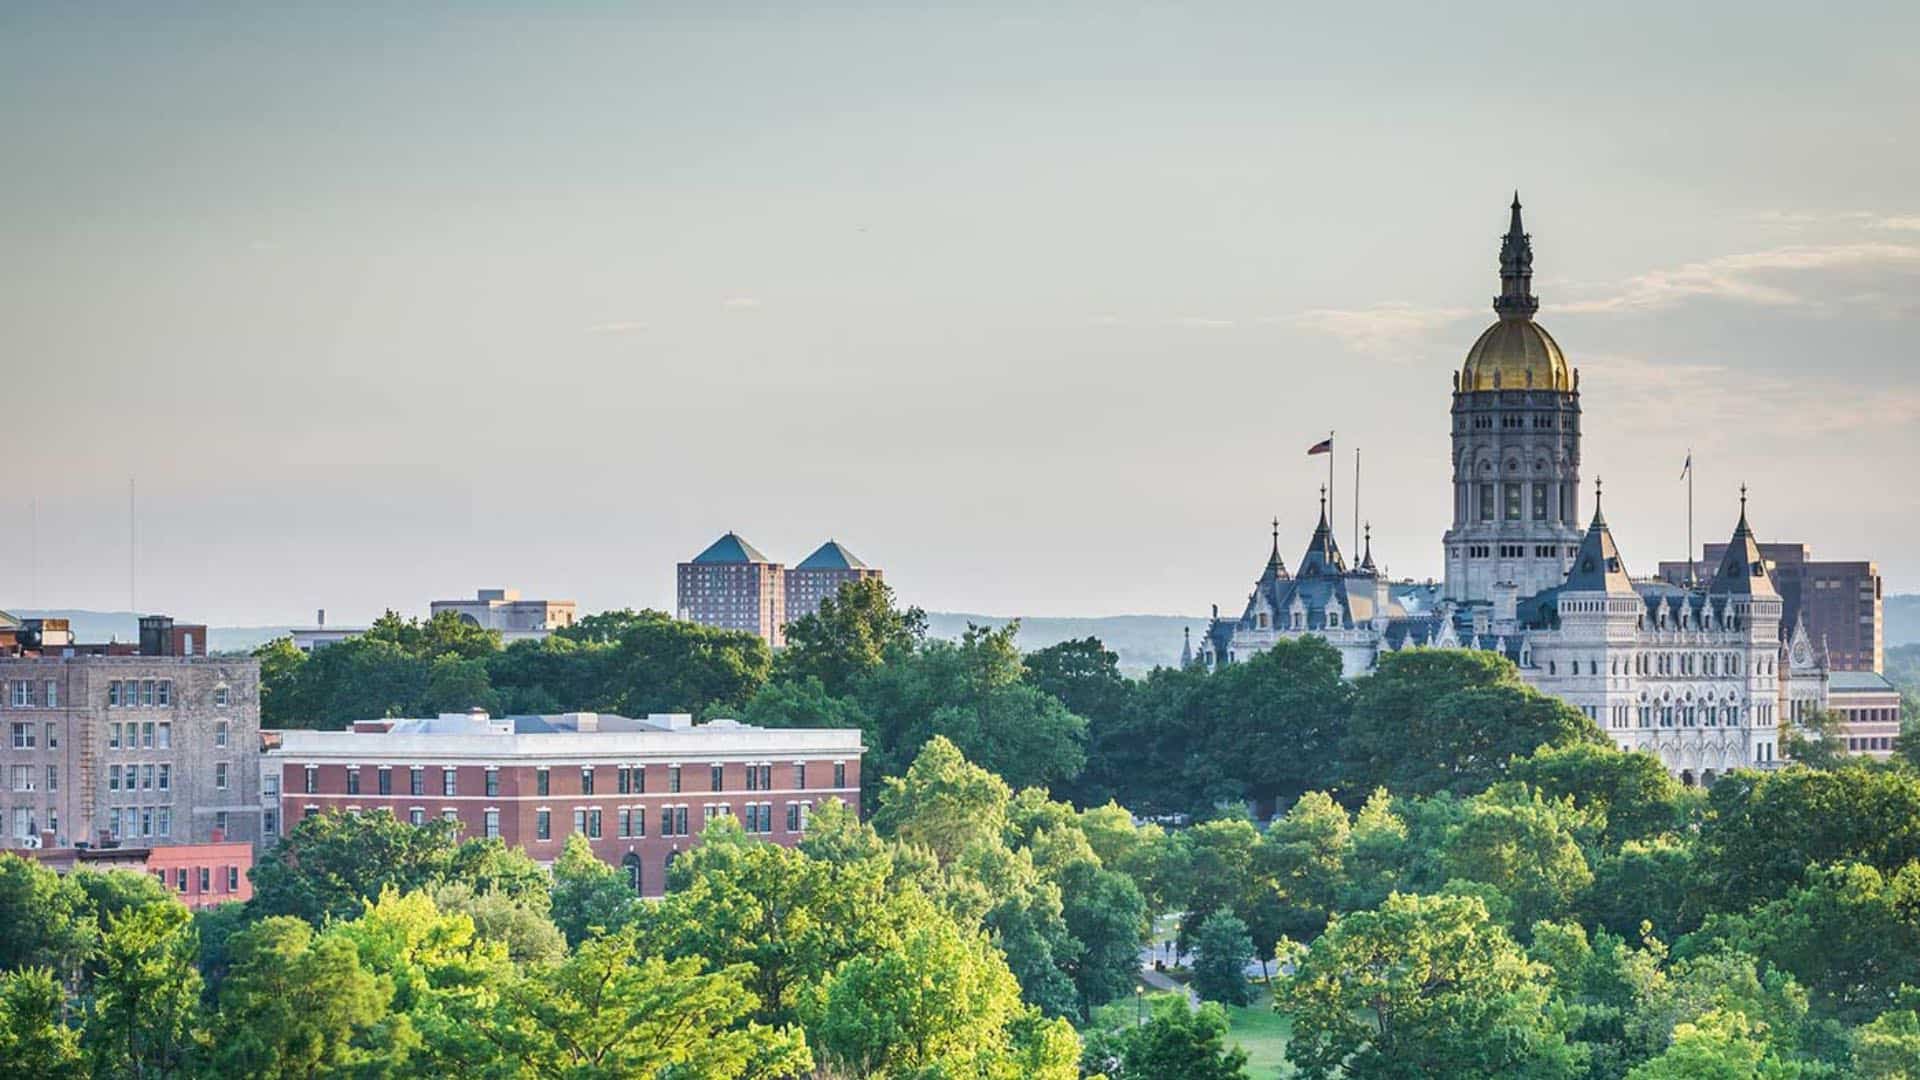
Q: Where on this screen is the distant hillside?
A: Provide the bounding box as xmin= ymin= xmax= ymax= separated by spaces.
xmin=924 ymin=612 xmax=1204 ymax=675
xmin=1 ymin=610 xmax=290 ymax=654
xmin=1889 ymin=595 xmax=1920 ymax=647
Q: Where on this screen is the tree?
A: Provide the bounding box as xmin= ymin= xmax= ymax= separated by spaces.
xmin=84 ymin=902 xmax=204 ymax=1079
xmin=776 ymin=578 xmax=925 ymax=696
xmin=547 ymin=833 xmax=638 ymax=947
xmin=1509 ymin=741 xmax=1688 ymax=846
xmin=1279 ymin=891 xmax=1580 ymax=1080
xmin=874 ymin=735 xmax=1013 ymax=865
xmin=600 ymin=609 xmax=771 ymax=716
xmin=809 ymin=895 xmax=1078 ymax=1079
xmin=248 ymin=809 xmax=466 ymax=924
xmin=1084 ymin=994 xmax=1251 ymax=1080
xmin=646 ymin=817 xmax=894 ymax=1027
xmin=1201 ymin=638 xmax=1354 ymax=810
xmin=1190 ymin=911 xmax=1255 ymax=1007
xmin=1345 ymin=648 xmax=1607 ymax=797
xmin=1175 ymin=817 xmax=1262 ymax=956
xmin=1852 ymin=1004 xmax=1920 ymax=1078
xmin=1442 ymin=784 xmax=1596 ymax=929
xmin=1624 ymin=1009 xmax=1798 ymax=1080
xmin=1057 ymin=859 xmax=1149 ymax=1016
xmin=1583 ymin=836 xmax=1703 ymax=941
xmin=430 ymin=882 xmax=565 ymax=966
xmin=1263 ymin=791 xmax=1353 ymax=943
xmin=1783 ymin=708 xmax=1852 ymax=770
xmin=478 ymin=926 xmax=811 ymax=1078
xmin=1697 ymin=766 xmax=1920 ymax=911
xmin=209 ymin=916 xmax=413 ymax=1078
xmin=0 ymin=967 xmax=82 ymax=1080
xmin=0 ymin=854 xmax=94 ymax=983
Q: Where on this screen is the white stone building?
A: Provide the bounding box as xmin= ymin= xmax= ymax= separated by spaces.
xmin=1194 ymin=197 xmax=1829 ymax=783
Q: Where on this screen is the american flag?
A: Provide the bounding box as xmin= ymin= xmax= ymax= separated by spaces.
xmin=1307 ymin=437 xmax=1333 ymax=456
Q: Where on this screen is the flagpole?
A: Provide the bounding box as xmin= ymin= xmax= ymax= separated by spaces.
xmin=1353 ymin=446 xmax=1361 ymax=566
xmin=1687 ymin=448 xmax=1694 ymax=588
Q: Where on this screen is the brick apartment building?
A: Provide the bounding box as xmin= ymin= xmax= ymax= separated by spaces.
xmin=267 ymin=710 xmax=862 ymax=897
xmin=26 ymin=839 xmax=255 ymax=910
xmin=1 ymin=613 xmax=263 ymax=851
xmin=785 ymin=541 xmax=883 ymax=623
xmin=677 ymin=534 xmax=885 ymax=647
xmin=1659 ymin=543 xmax=1883 ymax=672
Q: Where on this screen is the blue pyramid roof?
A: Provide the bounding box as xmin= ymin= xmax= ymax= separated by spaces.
xmin=795 ymin=541 xmax=868 ymax=571
xmin=690 ymin=532 xmax=773 ymax=565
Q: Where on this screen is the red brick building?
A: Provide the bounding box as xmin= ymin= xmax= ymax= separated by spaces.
xmin=267 ymin=711 xmax=862 ymax=897
xmin=28 ymin=838 xmax=253 ymax=910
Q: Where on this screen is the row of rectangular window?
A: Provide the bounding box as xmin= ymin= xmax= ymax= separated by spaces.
xmin=308 ymin=761 xmax=850 ymax=797
xmin=9 ymin=806 xmax=56 ymax=840
xmin=8 ymin=764 xmax=58 ymax=792
xmin=106 ymin=680 xmax=172 ymax=708
xmin=152 ymin=864 xmax=240 ymax=894
xmin=108 ymin=763 xmax=169 ymax=792
xmin=6 ymin=680 xmax=60 ymax=708
xmin=9 ymin=722 xmax=59 ymax=749
xmin=111 ymin=805 xmax=171 ymax=839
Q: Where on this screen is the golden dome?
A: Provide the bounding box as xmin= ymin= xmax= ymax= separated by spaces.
xmin=1460 ymin=317 xmax=1571 ymax=392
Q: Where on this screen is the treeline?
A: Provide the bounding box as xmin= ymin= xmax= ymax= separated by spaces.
xmin=0 ymin=738 xmax=1168 ymax=1078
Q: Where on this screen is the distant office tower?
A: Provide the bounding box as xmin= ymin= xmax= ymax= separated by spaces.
xmin=785 ymin=541 xmax=883 ymax=623
xmin=0 ymin=613 xmax=263 ymax=851
xmin=678 ymin=533 xmax=787 ymax=647
xmin=430 ymin=588 xmax=577 ymax=643
xmin=1659 ymin=544 xmax=1883 ymax=672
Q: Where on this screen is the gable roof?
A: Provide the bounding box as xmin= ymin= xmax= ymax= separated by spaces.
xmin=795 ymin=541 xmax=868 ymax=571
xmin=689 ymin=532 xmax=774 ymax=565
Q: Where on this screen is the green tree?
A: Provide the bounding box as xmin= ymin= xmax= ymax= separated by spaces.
xmin=1852 ymin=1004 xmax=1920 ymax=1078
xmin=210 ymin=916 xmax=412 ymax=1079
xmin=1697 ymin=766 xmax=1920 ymax=911
xmin=1263 ymin=791 xmax=1352 ymax=943
xmin=775 ymin=578 xmax=925 ymax=696
xmin=1442 ymin=784 xmax=1596 ymax=928
xmin=1509 ymin=741 xmax=1688 ymax=846
xmin=1345 ymin=648 xmax=1607 ymax=797
xmin=0 ymin=853 xmax=95 ymax=982
xmin=1624 ymin=1009 xmax=1803 ymax=1080
xmin=1783 ymin=708 xmax=1853 ymax=770
xmin=248 ymin=809 xmax=466 ymax=924
xmin=478 ymin=925 xmax=810 ymax=1078
xmin=0 ymin=967 xmax=83 ymax=1080
xmin=810 ymin=896 xmax=1077 ymax=1079
xmin=601 ymin=609 xmax=772 ymax=716
xmin=1279 ymin=891 xmax=1580 ymax=1080
xmin=1176 ymin=817 xmax=1263 ymax=956
xmin=84 ymin=902 xmax=204 ymax=1079
xmin=1083 ymin=993 xmax=1251 ymax=1080
xmin=1057 ymin=859 xmax=1150 ymax=1016
xmin=874 ymin=735 xmax=1013 ymax=865
xmin=430 ymin=881 xmax=566 ymax=967
xmin=1190 ymin=910 xmax=1255 ymax=1006
xmin=1203 ymin=638 xmax=1355 ymax=810
xmin=547 ymin=833 xmax=639 ymax=947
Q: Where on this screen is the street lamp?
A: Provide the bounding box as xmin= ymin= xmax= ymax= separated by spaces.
xmin=1135 ymin=984 xmax=1145 ymax=1025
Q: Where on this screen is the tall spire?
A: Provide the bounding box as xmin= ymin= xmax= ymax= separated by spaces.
xmin=1494 ymin=191 xmax=1540 ymax=320
xmin=1358 ymin=521 xmax=1378 ymax=573
xmin=1259 ymin=516 xmax=1289 ymax=583
xmin=1298 ymin=485 xmax=1347 ymax=577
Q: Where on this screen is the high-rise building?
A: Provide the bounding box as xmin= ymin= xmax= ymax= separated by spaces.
xmin=677 ymin=533 xmax=787 ymax=647
xmin=1659 ymin=546 xmax=1883 ymax=672
xmin=1 ymin=614 xmax=263 ymax=851
xmin=785 ymin=541 xmax=882 ymax=623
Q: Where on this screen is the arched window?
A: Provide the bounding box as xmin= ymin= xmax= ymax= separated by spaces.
xmin=622 ymin=852 xmax=642 ymax=895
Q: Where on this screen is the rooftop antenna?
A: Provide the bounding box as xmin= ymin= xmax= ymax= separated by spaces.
xmin=29 ymin=495 xmax=37 ymax=609
xmin=128 ymin=477 xmax=137 ymax=615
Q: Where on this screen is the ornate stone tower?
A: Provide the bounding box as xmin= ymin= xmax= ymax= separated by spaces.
xmin=1443 ymin=195 xmax=1585 ymax=604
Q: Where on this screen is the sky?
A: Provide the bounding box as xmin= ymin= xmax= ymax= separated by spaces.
xmin=2 ymin=2 xmax=1918 ymax=626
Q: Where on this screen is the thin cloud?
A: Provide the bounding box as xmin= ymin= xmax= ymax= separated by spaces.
xmin=1283 ymin=302 xmax=1478 ymax=359
xmin=1596 ymin=352 xmax=1920 ymax=437
xmin=1557 ymin=242 xmax=1920 ymax=314
xmin=722 ymin=296 xmax=763 ymax=310
xmin=585 ymin=320 xmax=649 ymax=334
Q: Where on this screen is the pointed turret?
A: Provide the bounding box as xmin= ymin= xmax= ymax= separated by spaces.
xmin=1562 ymin=479 xmax=1635 ymax=594
xmin=1258 ymin=517 xmax=1290 ymax=584
xmin=1180 ymin=626 xmax=1193 ymax=668
xmin=1296 ymin=487 xmax=1348 ymax=578
xmin=1494 ymin=191 xmax=1540 ymax=320
xmin=1707 ymin=485 xmax=1778 ymax=597
xmin=1356 ymin=521 xmax=1378 ymax=575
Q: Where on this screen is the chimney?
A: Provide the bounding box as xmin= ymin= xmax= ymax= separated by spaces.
xmin=317 ymin=608 xmax=326 ymax=627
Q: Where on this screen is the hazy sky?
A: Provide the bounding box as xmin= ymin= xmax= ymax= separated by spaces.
xmin=4 ymin=2 xmax=1918 ymax=626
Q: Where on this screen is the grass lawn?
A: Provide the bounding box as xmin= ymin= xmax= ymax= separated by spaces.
xmin=1223 ymin=989 xmax=1295 ymax=1078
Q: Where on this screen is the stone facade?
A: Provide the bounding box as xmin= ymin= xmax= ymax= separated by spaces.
xmin=2 ymin=651 xmax=263 ymax=850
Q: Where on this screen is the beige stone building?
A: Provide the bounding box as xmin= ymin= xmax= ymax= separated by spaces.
xmin=1 ymin=614 xmax=262 ymax=850
xmin=430 ymin=588 xmax=577 ymax=642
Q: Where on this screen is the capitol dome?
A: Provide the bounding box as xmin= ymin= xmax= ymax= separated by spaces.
xmin=1461 ymin=317 xmax=1571 ymax=392
xmin=1458 ymin=194 xmax=1574 ymax=394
